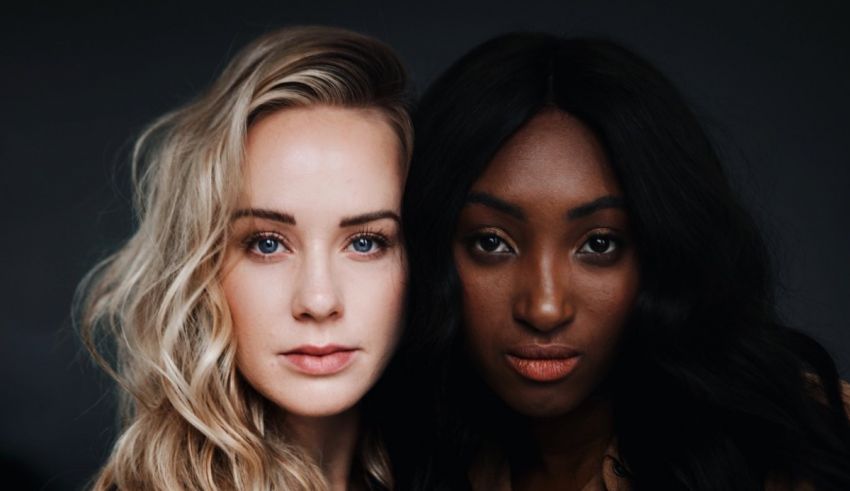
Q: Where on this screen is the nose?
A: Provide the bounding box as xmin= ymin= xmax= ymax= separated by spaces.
xmin=291 ymin=250 xmax=343 ymax=322
xmin=513 ymin=250 xmax=574 ymax=333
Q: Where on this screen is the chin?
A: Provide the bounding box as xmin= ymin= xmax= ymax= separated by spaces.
xmin=277 ymin=392 xmax=362 ymax=418
xmin=500 ymin=387 xmax=583 ymax=419
xmin=287 ymin=402 xmax=357 ymax=418
xmin=271 ymin=380 xmax=368 ymax=418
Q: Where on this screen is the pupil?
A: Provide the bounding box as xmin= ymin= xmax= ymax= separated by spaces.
xmin=354 ymin=237 xmax=373 ymax=253
xmin=258 ymin=239 xmax=277 ymax=254
xmin=589 ymin=237 xmax=609 ymax=253
xmin=480 ymin=236 xmax=500 ymax=252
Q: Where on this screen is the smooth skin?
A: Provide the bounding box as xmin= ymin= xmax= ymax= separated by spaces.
xmin=453 ymin=109 xmax=639 ymax=490
xmin=222 ymin=106 xmax=406 ymax=490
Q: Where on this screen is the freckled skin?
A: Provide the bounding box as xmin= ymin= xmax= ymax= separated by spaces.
xmin=453 ymin=109 xmax=640 ymax=419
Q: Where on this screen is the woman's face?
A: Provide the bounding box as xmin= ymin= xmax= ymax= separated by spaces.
xmin=223 ymin=106 xmax=405 ymax=417
xmin=453 ymin=110 xmax=638 ymax=418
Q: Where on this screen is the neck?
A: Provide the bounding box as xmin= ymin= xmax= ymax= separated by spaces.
xmin=511 ymin=395 xmax=613 ymax=491
xmin=286 ymin=407 xmax=361 ymax=491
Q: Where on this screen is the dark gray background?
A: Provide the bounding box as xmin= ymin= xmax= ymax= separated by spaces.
xmin=2 ymin=1 xmax=848 ymax=489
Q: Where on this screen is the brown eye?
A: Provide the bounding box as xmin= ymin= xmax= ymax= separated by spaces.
xmin=473 ymin=233 xmax=513 ymax=254
xmin=578 ymin=235 xmax=619 ymax=255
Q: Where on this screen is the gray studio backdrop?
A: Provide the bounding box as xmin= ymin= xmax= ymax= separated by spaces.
xmin=2 ymin=1 xmax=848 ymax=489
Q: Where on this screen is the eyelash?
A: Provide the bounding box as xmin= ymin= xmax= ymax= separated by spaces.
xmin=468 ymin=231 xmax=515 ymax=255
xmin=578 ymin=233 xmax=619 ymax=253
xmin=465 ymin=231 xmax=624 ymax=263
xmin=576 ymin=233 xmax=623 ymax=264
xmin=243 ymin=232 xmax=289 ymax=259
xmin=241 ymin=229 xmax=394 ymax=260
xmin=344 ymin=229 xmax=393 ymax=259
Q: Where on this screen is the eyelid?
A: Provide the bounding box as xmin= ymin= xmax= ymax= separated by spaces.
xmin=345 ymin=231 xmax=388 ymax=248
xmin=343 ymin=229 xmax=395 ymax=259
xmin=577 ymin=237 xmax=618 ymax=253
xmin=466 ymin=227 xmax=518 ymax=254
xmin=242 ymin=231 xmax=292 ymax=258
xmin=575 ymin=230 xmax=625 ymax=262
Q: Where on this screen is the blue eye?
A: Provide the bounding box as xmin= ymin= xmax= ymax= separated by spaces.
xmin=256 ymin=238 xmax=280 ymax=254
xmin=352 ymin=237 xmax=375 ymax=253
xmin=247 ymin=234 xmax=287 ymax=256
xmin=346 ymin=233 xmax=389 ymax=256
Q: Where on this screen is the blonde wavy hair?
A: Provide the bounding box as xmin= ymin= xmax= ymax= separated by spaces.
xmin=77 ymin=26 xmax=412 ymax=490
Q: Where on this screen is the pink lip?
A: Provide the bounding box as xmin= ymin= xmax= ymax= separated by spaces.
xmin=280 ymin=345 xmax=358 ymax=376
xmin=505 ymin=345 xmax=582 ymax=383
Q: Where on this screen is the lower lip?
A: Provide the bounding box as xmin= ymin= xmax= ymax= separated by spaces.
xmin=505 ymin=354 xmax=581 ymax=382
xmin=281 ymin=350 xmax=357 ymax=375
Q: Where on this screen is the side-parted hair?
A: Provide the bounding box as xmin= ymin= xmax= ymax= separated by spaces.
xmin=398 ymin=32 xmax=850 ymax=490
xmin=77 ymin=26 xmax=411 ymax=491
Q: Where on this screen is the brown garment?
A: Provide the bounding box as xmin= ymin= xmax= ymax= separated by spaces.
xmin=469 ymin=439 xmax=631 ymax=491
xmin=469 ymin=382 xmax=849 ymax=490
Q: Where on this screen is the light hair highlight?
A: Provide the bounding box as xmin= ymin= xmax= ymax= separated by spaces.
xmin=77 ymin=25 xmax=411 ymax=490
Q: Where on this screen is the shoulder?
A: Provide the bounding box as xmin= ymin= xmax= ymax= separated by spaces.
xmin=468 ymin=445 xmax=510 ymax=491
xmin=765 ymin=474 xmax=816 ymax=491
xmin=804 ymin=373 xmax=850 ymax=418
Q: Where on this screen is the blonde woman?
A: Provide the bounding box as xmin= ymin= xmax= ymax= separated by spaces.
xmin=78 ymin=26 xmax=412 ymax=490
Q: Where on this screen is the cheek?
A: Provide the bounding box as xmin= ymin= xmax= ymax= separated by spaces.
xmin=575 ymin=262 xmax=639 ymax=353
xmin=346 ymin=257 xmax=406 ymax=353
xmin=222 ymin=261 xmax=287 ymax=354
xmin=454 ymin=255 xmax=513 ymax=364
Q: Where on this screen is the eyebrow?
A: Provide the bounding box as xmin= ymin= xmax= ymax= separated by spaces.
xmin=466 ymin=192 xmax=526 ymax=220
xmin=566 ymin=195 xmax=626 ymax=220
xmin=464 ymin=192 xmax=625 ymax=221
xmin=339 ymin=210 xmax=400 ymax=227
xmin=232 ymin=208 xmax=296 ymax=224
xmin=232 ymin=208 xmax=401 ymax=227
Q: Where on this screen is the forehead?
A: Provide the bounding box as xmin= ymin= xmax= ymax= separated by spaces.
xmin=473 ymin=110 xmax=621 ymax=204
xmin=242 ymin=105 xmax=403 ymax=211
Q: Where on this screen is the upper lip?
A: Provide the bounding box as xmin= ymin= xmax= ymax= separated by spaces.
xmin=506 ymin=344 xmax=581 ymax=359
xmin=282 ymin=344 xmax=358 ymax=356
